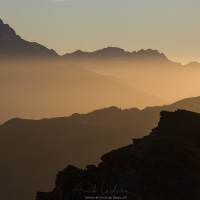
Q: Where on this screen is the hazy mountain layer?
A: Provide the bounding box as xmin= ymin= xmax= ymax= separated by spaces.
xmin=36 ymin=110 xmax=200 ymax=200
xmin=1 ymin=18 xmax=200 ymax=104
xmin=0 ymin=61 xmax=164 ymax=124
xmin=0 ymin=96 xmax=200 ymax=200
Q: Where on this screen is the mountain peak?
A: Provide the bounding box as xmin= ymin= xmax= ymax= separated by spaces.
xmin=0 ymin=19 xmax=4 ymax=25
xmin=99 ymin=46 xmax=125 ymax=52
xmin=158 ymin=109 xmax=200 ymax=137
xmin=0 ymin=19 xmax=58 ymax=57
xmin=71 ymin=50 xmax=89 ymax=56
xmin=93 ymin=47 xmax=127 ymax=57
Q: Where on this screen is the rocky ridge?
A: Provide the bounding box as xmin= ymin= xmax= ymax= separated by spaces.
xmin=36 ymin=110 xmax=200 ymax=200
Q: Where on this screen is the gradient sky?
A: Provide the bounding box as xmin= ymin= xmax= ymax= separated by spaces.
xmin=0 ymin=0 xmax=200 ymax=63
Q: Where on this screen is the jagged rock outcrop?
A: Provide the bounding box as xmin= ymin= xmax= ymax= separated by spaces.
xmin=36 ymin=110 xmax=200 ymax=200
xmin=0 ymin=19 xmax=58 ymax=57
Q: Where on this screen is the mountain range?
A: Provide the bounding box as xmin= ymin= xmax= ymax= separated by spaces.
xmin=1 ymin=18 xmax=198 ymax=67
xmin=0 ymin=96 xmax=200 ymax=200
xmin=63 ymin=47 xmax=170 ymax=63
xmin=0 ymin=18 xmax=168 ymax=61
xmin=2 ymin=19 xmax=200 ymax=103
xmin=36 ymin=109 xmax=200 ymax=200
xmin=0 ymin=63 xmax=164 ymax=124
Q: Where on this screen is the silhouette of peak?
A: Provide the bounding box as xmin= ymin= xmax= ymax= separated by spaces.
xmin=136 ymin=48 xmax=160 ymax=54
xmin=92 ymin=47 xmax=127 ymax=58
xmin=0 ymin=19 xmax=58 ymax=57
xmin=70 ymin=50 xmax=89 ymax=56
xmin=0 ymin=20 xmax=16 ymax=36
xmin=2 ymin=117 xmax=33 ymax=126
xmin=158 ymin=109 xmax=200 ymax=136
xmin=0 ymin=19 xmax=4 ymax=25
xmin=73 ymin=49 xmax=85 ymax=53
xmin=96 ymin=47 xmax=126 ymax=53
xmin=106 ymin=106 xmax=121 ymax=110
xmin=36 ymin=109 xmax=200 ymax=200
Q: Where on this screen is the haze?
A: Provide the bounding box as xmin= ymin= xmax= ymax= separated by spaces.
xmin=1 ymin=56 xmax=200 ymax=124
xmin=0 ymin=59 xmax=164 ymax=124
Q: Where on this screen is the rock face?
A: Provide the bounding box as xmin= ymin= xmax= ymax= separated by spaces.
xmin=36 ymin=110 xmax=200 ymax=200
xmin=0 ymin=19 xmax=58 ymax=57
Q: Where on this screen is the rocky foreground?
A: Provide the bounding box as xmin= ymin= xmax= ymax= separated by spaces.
xmin=36 ymin=110 xmax=200 ymax=200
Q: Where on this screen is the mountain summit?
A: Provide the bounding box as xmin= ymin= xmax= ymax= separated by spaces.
xmin=0 ymin=19 xmax=58 ymax=57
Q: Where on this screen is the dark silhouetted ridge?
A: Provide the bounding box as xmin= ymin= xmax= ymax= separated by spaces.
xmin=36 ymin=110 xmax=200 ymax=200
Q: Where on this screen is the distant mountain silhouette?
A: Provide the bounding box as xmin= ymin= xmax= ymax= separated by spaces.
xmin=1 ymin=96 xmax=200 ymax=200
xmin=0 ymin=19 xmax=168 ymax=62
xmin=0 ymin=19 xmax=58 ymax=57
xmin=57 ymin=96 xmax=200 ymax=137
xmin=1 ymin=18 xmax=200 ymax=69
xmin=36 ymin=109 xmax=200 ymax=200
xmin=63 ymin=47 xmax=169 ymax=63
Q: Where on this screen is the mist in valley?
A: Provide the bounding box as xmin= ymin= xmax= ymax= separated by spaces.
xmin=1 ymin=56 xmax=200 ymax=125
